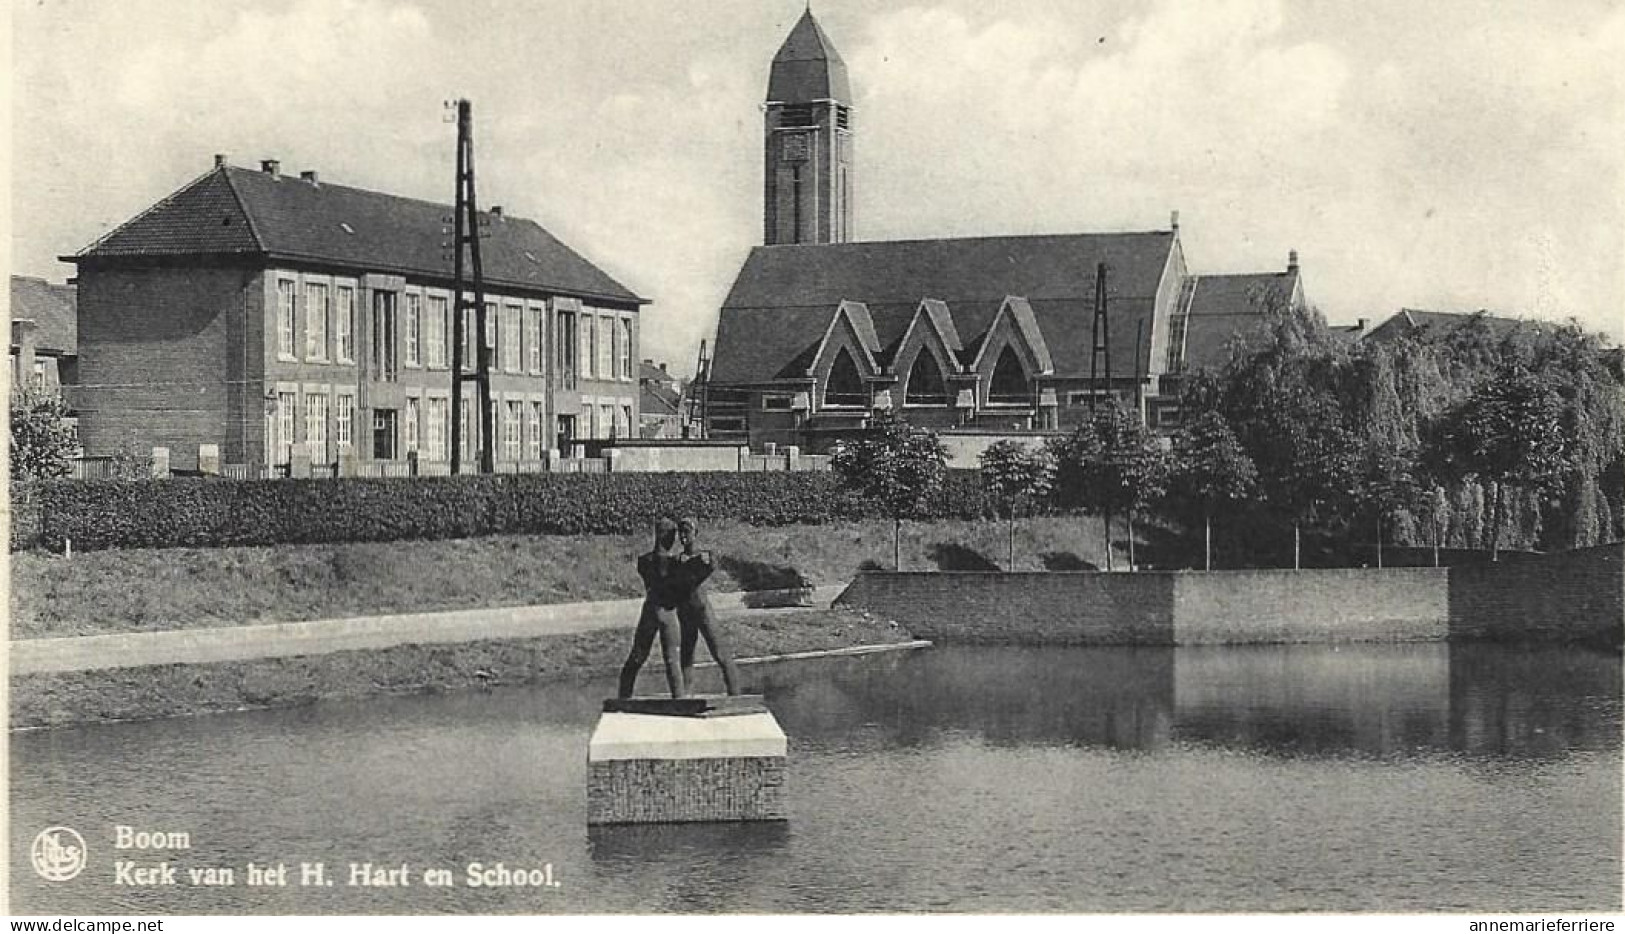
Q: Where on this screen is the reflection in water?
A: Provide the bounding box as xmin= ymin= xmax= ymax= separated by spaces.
xmin=9 ymin=643 xmax=1620 ymax=914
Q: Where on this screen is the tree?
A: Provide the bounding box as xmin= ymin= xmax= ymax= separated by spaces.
xmin=831 ymin=420 xmax=948 ymax=570
xmin=1166 ymin=411 xmax=1257 ymax=570
xmin=1436 ymin=365 xmax=1570 ymax=560
xmin=1048 ymin=401 xmax=1167 ymax=571
xmin=978 ymin=440 xmax=1055 ymax=569
xmin=10 ymin=386 xmax=78 ymax=480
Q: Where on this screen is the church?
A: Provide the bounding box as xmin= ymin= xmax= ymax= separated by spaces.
xmin=704 ymin=10 xmax=1304 ymax=450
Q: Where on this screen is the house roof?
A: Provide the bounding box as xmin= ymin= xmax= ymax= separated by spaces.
xmin=640 ymin=380 xmax=682 ymax=417
xmin=711 ymin=231 xmax=1178 ymax=384
xmin=768 ymin=9 xmax=851 ymax=103
xmin=9 ymin=276 xmax=77 ymax=354
xmin=1178 ymin=270 xmax=1301 ymax=370
xmin=1366 ymin=308 xmax=1527 ymax=343
xmin=68 ymin=164 xmax=645 ymax=305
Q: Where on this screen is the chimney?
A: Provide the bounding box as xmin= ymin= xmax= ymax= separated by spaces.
xmin=1356 ymin=318 xmax=1369 ymax=331
xmin=299 ymin=170 xmax=319 ymax=184
xmin=213 ymin=153 xmax=228 ymax=168
xmin=260 ymin=159 xmax=281 ymax=177
xmin=659 ymin=362 xmax=668 ymax=374
xmin=1169 ymin=209 xmax=1180 ymax=232
xmin=1287 ymin=249 xmax=1299 ymax=272
xmin=490 ymin=205 xmax=503 ymax=217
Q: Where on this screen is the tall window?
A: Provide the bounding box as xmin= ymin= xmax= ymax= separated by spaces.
xmin=527 ymin=308 xmax=544 ymax=373
xmin=404 ymin=397 xmax=421 ymax=453
xmin=503 ymin=305 xmax=522 ymax=373
xmin=905 ymin=351 xmax=949 ymax=405
xmin=306 ymin=393 xmax=328 ymax=459
xmin=277 ymin=280 xmax=297 ymax=360
xmin=372 ymin=292 xmax=397 ymax=382
xmin=461 ymin=306 xmax=477 ymax=373
xmin=557 ymin=309 xmax=577 ymax=388
xmin=404 ymin=293 xmax=421 ymax=368
xmin=621 ymin=404 xmax=634 ymax=439
xmin=426 ymin=398 xmax=448 ymax=462
xmin=824 ymin=347 xmax=865 ymax=407
xmin=528 ymin=402 xmax=544 ymax=460
xmin=504 ymin=400 xmax=523 ymax=461
xmin=335 ymin=286 xmax=355 ymax=363
xmin=426 ymin=295 xmax=448 ymax=368
xmin=485 ymin=302 xmax=499 ymax=370
xmin=619 ymin=318 xmax=634 ymax=381
xmin=335 ymin=392 xmax=355 ymax=451
xmin=600 ymin=403 xmax=616 ymax=440
xmin=459 ymin=397 xmax=476 ymax=461
xmin=596 ymin=316 xmax=613 ymax=382
xmin=276 ymin=391 xmax=298 ymax=463
xmin=988 ymin=346 xmax=1029 ymax=405
xmin=305 ymin=283 xmax=329 ymax=361
xmin=579 ymin=313 xmax=595 ymax=380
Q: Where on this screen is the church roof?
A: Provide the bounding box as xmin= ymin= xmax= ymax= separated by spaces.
xmin=710 ymin=231 xmax=1180 ymax=384
xmin=1178 ymin=270 xmax=1301 ymax=371
xmin=68 ymin=163 xmax=645 ymax=305
xmin=768 ymin=9 xmax=851 ymax=103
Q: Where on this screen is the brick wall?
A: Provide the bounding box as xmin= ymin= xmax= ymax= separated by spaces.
xmin=1448 ymin=543 xmax=1623 ymax=645
xmin=837 ymin=568 xmax=1448 ymax=645
xmin=76 ymin=263 xmax=260 ymax=470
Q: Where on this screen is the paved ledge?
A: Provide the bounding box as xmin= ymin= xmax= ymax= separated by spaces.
xmin=10 ymin=585 xmax=849 ymax=675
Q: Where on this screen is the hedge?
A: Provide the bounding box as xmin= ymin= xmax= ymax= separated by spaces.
xmin=12 ymin=470 xmax=997 ymax=552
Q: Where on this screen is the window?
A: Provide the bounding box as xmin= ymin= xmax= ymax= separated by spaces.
xmin=335 ymin=286 xmax=355 ymax=363
xmin=597 ymin=316 xmax=614 ymax=381
xmin=504 ymin=400 xmax=523 ymax=461
xmin=527 ymin=308 xmax=544 ymax=373
xmin=426 ymin=398 xmax=449 ymax=462
xmin=988 ymin=346 xmax=1030 ymax=405
xmin=404 ymin=293 xmax=421 ymax=368
xmin=372 ymin=409 xmax=397 ymax=461
xmin=619 ymin=317 xmax=634 ymax=380
xmin=579 ymin=313 xmax=595 ymax=380
xmin=485 ymin=302 xmax=499 ymax=371
xmin=762 ymin=394 xmax=794 ymax=411
xmin=306 ymin=392 xmax=328 ymax=459
xmin=426 ymin=295 xmax=448 ymax=368
xmin=557 ymin=308 xmax=577 ymax=387
xmin=372 ymin=292 xmax=398 ymax=382
xmin=275 ymin=392 xmax=298 ymax=463
xmin=277 ymin=280 xmax=297 ymax=360
xmin=824 ymin=347 xmax=865 ymax=407
xmin=905 ymin=352 xmax=949 ymax=405
xmin=621 ymin=404 xmax=634 ymax=439
xmin=600 ymin=403 xmax=616 ymax=439
xmin=503 ymin=304 xmax=522 ymax=373
xmin=461 ymin=306 xmax=477 ymax=373
xmin=304 ymin=283 xmax=329 ymax=361
xmin=335 ymin=392 xmax=355 ymax=450
xmin=585 ymin=404 xmax=598 ymax=440
xmin=404 ymin=397 xmax=421 ymax=453
xmin=460 ymin=397 xmax=476 ymax=461
xmin=528 ymin=402 xmax=544 ymax=460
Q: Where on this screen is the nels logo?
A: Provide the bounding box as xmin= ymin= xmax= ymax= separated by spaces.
xmin=31 ymin=826 xmax=87 ymax=882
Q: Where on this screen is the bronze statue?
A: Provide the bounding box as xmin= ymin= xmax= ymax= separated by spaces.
xmin=617 ymin=517 xmax=688 ymax=699
xmin=674 ymin=517 xmax=743 ymax=695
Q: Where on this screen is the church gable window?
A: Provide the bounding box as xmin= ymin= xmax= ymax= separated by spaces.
xmin=988 ymin=345 xmax=1031 ymax=406
xmin=824 ymin=346 xmax=866 ymax=407
xmin=904 ymin=351 xmax=949 ymax=406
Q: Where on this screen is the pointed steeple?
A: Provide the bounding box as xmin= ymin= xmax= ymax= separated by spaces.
xmin=768 ymin=9 xmax=851 ymax=103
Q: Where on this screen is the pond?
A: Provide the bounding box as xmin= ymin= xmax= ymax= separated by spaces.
xmin=9 ymin=643 xmax=1620 ymax=914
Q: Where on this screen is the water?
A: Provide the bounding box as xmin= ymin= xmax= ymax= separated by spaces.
xmin=10 ymin=643 xmax=1621 ymax=914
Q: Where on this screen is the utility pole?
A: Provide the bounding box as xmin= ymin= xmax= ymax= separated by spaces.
xmin=1088 ymin=261 xmax=1110 ymax=412
xmin=448 ymin=99 xmax=494 ymax=475
xmin=691 ymin=339 xmax=711 ymax=439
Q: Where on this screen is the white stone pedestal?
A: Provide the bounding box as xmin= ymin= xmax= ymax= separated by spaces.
xmin=587 ymin=708 xmax=787 ymax=825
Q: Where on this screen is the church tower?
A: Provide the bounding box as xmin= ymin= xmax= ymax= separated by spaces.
xmin=764 ymin=9 xmax=853 ymax=245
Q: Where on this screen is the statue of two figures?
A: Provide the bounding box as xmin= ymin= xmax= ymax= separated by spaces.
xmin=617 ymin=517 xmax=743 ymax=700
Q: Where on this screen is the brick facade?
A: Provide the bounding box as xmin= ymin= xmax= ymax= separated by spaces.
xmin=1448 ymin=543 xmax=1623 ymax=645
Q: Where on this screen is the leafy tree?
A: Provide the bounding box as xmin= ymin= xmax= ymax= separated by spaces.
xmin=978 ymin=439 xmax=1055 ymax=569
xmin=1048 ymin=401 xmax=1167 ymax=571
xmin=10 ymin=386 xmax=77 ymax=481
xmin=1166 ymin=411 xmax=1257 ymax=570
xmin=831 ymin=419 xmax=948 ymax=570
xmin=1436 ymin=365 xmax=1570 ymax=559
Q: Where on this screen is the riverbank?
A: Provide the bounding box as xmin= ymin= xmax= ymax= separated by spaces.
xmin=9 ymin=604 xmax=921 ymax=730
xmin=10 ymin=517 xmax=1111 ymax=639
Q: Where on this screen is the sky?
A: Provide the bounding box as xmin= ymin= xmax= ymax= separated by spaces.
xmin=9 ymin=0 xmax=1623 ymax=374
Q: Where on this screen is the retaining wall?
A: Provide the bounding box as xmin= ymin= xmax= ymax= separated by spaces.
xmin=837 ymin=568 xmax=1449 ymax=645
xmin=1448 ymin=543 xmax=1623 ymax=646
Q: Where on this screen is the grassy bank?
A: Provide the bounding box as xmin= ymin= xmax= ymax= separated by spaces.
xmin=10 ymin=605 xmax=918 ymax=729
xmin=10 ymin=517 xmax=1115 ymax=639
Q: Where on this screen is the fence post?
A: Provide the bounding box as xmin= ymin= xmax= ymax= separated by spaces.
xmin=786 ymin=445 xmax=800 ymax=471
xmin=289 ymin=444 xmax=313 ymax=479
xmin=150 ymin=447 xmax=170 ymax=479
xmin=197 ymin=443 xmax=221 ymax=476
xmin=604 ymin=449 xmax=620 ymax=474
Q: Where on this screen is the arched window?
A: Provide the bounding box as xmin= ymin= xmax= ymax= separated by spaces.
xmin=904 ymin=351 xmax=949 ymax=405
xmin=824 ymin=346 xmax=865 ymax=407
xmin=988 ymin=345 xmax=1030 ymax=405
